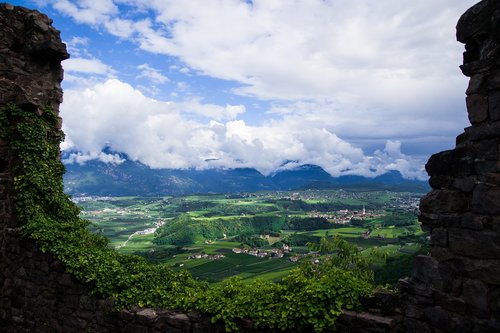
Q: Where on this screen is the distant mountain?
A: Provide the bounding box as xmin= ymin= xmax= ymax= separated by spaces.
xmin=271 ymin=164 xmax=333 ymax=190
xmin=63 ymin=159 xmax=430 ymax=196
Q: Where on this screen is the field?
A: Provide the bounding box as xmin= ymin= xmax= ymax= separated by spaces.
xmin=76 ymin=189 xmax=426 ymax=285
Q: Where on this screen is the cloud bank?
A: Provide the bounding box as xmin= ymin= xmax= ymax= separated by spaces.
xmin=30 ymin=0 xmax=478 ymax=180
xmin=61 ymin=79 xmax=426 ymax=179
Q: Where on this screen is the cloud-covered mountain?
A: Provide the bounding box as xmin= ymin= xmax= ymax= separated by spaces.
xmin=63 ymin=157 xmax=430 ymax=197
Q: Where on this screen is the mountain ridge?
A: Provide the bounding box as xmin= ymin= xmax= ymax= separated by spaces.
xmin=63 ymin=158 xmax=430 ymax=196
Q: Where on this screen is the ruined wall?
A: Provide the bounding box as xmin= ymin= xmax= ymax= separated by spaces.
xmin=1 ymin=1 xmax=499 ymax=332
xmin=400 ymin=1 xmax=500 ymax=332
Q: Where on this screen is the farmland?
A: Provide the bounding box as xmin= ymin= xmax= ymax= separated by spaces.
xmin=75 ymin=189 xmax=426 ymax=285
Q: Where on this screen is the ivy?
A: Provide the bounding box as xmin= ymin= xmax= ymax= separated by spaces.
xmin=1 ymin=103 xmax=372 ymax=332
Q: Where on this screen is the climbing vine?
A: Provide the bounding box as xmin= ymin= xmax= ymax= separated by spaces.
xmin=0 ymin=103 xmax=372 ymax=332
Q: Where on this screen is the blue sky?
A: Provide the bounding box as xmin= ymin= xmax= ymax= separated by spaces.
xmin=12 ymin=0 xmax=477 ymax=179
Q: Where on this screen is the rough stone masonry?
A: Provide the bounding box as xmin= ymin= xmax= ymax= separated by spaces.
xmin=400 ymin=0 xmax=500 ymax=332
xmin=1 ymin=1 xmax=500 ymax=332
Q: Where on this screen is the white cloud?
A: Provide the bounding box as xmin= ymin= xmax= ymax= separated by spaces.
xmin=51 ymin=0 xmax=473 ymax=145
xmin=136 ymin=63 xmax=169 ymax=84
xmin=63 ymin=151 xmax=125 ymax=165
xmin=52 ymin=0 xmax=117 ymax=25
xmin=370 ymin=141 xmax=426 ymax=180
xmin=60 ymin=79 xmax=426 ymax=179
xmin=104 ymin=17 xmax=135 ymax=38
xmin=65 ymin=36 xmax=90 ymax=57
xmin=63 ymin=57 xmax=115 ymax=75
xmin=46 ymin=0 xmax=479 ymax=179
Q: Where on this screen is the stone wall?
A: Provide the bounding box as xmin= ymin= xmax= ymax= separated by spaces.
xmin=400 ymin=1 xmax=500 ymax=332
xmin=1 ymin=1 xmax=499 ymax=332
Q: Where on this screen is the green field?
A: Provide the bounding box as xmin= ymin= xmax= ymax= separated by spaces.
xmin=76 ymin=189 xmax=425 ymax=284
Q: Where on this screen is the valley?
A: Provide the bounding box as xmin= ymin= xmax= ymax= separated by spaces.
xmin=76 ymin=189 xmax=427 ymax=285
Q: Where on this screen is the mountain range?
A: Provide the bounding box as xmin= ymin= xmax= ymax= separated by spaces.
xmin=63 ymin=157 xmax=430 ymax=196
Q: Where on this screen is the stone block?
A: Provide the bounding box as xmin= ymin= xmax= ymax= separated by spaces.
xmin=449 ymin=313 xmax=473 ymax=332
xmin=135 ymin=308 xmax=156 ymax=324
xmin=403 ymin=317 xmax=432 ymax=333
xmin=124 ymin=324 xmax=148 ymax=333
xmin=420 ymin=190 xmax=468 ymax=214
xmin=448 ymin=227 xmax=500 ymax=259
xmin=474 ymin=160 xmax=500 ymax=174
xmin=490 ymin=287 xmax=500 ymax=318
xmin=459 ymin=257 xmax=500 ymax=285
xmin=456 ymin=132 xmax=468 ymax=146
xmin=434 ymin=291 xmax=466 ymax=314
xmin=404 ymin=303 xmax=424 ymax=319
xmin=464 ymin=121 xmax=500 ymax=142
xmin=418 ymin=212 xmax=439 ymax=227
xmin=430 ymin=247 xmax=455 ymax=262
xmin=426 ymin=149 xmax=474 ymax=177
xmin=453 ymin=176 xmax=476 ymax=193
xmin=466 ymin=94 xmax=489 ymax=124
xmin=473 ymin=139 xmax=499 ymax=160
xmin=424 ymin=306 xmax=449 ymax=332
xmin=159 ymin=312 xmax=192 ymax=331
xmin=489 ymin=89 xmax=500 ymax=121
xmin=339 ymin=310 xmax=399 ymax=331
xmin=467 ymin=74 xmax=485 ymax=95
xmin=411 ymin=255 xmax=448 ymax=290
xmin=478 ymin=172 xmax=500 ymax=186
xmin=429 ymin=175 xmax=454 ymax=190
xmin=461 ymin=214 xmax=485 ymax=230
xmin=487 ymin=69 xmax=500 ymax=90
xmin=431 ymin=228 xmax=448 ymax=247
xmin=472 ymin=184 xmax=500 ymax=215
xmin=79 ymin=295 xmax=95 ymax=312
xmin=472 ymin=319 xmax=500 ymax=333
xmin=484 ymin=215 xmax=500 ymax=233
xmin=462 ymin=279 xmax=490 ymax=319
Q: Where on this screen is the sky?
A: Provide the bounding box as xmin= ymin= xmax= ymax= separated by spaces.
xmin=13 ymin=0 xmax=478 ymax=180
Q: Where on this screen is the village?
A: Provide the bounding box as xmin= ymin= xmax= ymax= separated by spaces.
xmin=307 ymin=206 xmax=384 ymax=224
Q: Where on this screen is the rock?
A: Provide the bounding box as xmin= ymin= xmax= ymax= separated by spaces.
xmin=466 ymin=94 xmax=489 ymax=124
xmin=472 ymin=184 xmax=500 ymax=215
xmin=466 ymin=74 xmax=485 ymax=95
xmin=449 ymin=313 xmax=473 ymax=332
xmin=489 ymin=90 xmax=500 ymax=121
xmin=420 ymin=190 xmax=468 ymax=214
xmin=462 ymin=279 xmax=490 ymax=318
xmin=461 ymin=213 xmax=485 ymax=230
xmin=135 ymin=308 xmax=156 ymax=324
xmin=424 ymin=306 xmax=449 ymax=332
xmin=448 ymin=227 xmax=500 ymax=259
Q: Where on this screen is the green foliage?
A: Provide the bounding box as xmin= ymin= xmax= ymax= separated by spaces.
xmin=197 ymin=266 xmax=371 ymax=332
xmin=200 ymin=202 xmax=278 ymax=217
xmin=154 ymin=213 xmax=285 ymax=246
xmin=234 ymin=234 xmax=268 ymax=247
xmin=308 ymin=234 xmax=378 ymax=282
xmin=381 ymin=209 xmax=418 ymax=227
xmin=285 ymin=216 xmax=332 ymax=231
xmin=153 ymin=214 xmax=200 ymax=245
xmin=278 ymin=232 xmax=320 ymax=246
xmin=273 ymin=198 xmax=363 ymax=212
xmin=1 ymin=103 xmax=373 ymax=332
